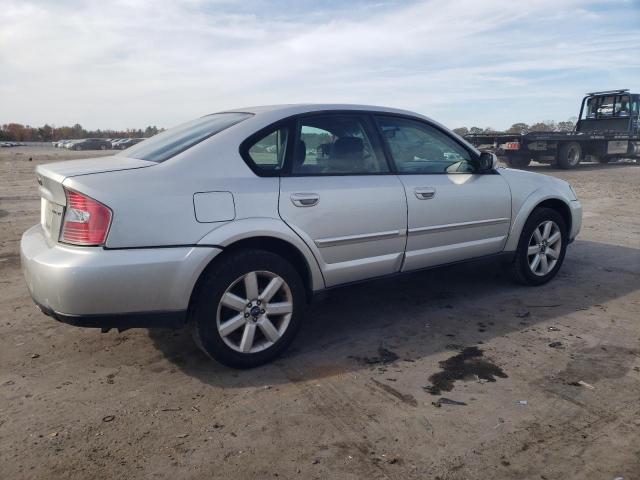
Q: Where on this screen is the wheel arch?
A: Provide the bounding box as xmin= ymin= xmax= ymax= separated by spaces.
xmin=188 ymin=218 xmax=324 ymax=311
xmin=505 ymin=194 xmax=573 ymax=251
xmin=220 ymin=236 xmax=316 ymax=301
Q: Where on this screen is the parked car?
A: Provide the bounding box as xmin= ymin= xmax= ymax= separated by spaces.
xmin=62 ymin=140 xmax=81 ymax=149
xmin=21 ymin=104 xmax=582 ymax=368
xmin=114 ymin=138 xmax=144 ymax=149
xmin=64 ymin=138 xmax=111 ymax=151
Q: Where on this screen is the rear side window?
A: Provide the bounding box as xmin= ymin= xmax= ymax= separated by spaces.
xmin=293 ymin=114 xmax=388 ymax=175
xmin=247 ymin=127 xmax=289 ymax=171
xmin=121 ymin=112 xmax=252 ymax=162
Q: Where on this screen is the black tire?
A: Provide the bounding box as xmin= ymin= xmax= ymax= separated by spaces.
xmin=100 ymin=144 xmax=107 ymax=150
xmin=504 ymin=153 xmax=531 ymax=169
xmin=558 ymin=142 xmax=582 ymax=169
xmin=509 ymin=207 xmax=568 ymax=286
xmin=189 ymin=249 xmax=306 ymax=368
xmin=74 ymin=145 xmax=81 ymax=151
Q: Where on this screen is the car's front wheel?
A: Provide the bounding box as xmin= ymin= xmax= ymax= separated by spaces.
xmin=510 ymin=207 xmax=567 ymax=286
xmin=190 ymin=249 xmax=305 ymax=368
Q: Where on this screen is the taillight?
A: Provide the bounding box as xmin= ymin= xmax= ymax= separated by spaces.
xmin=60 ymin=189 xmax=112 ymax=246
xmin=504 ymin=141 xmax=520 ymax=151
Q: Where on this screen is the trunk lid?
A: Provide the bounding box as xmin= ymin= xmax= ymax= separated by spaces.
xmin=35 ymin=156 xmax=154 ymax=243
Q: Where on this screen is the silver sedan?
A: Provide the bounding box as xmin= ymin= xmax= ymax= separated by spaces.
xmin=21 ymin=104 xmax=582 ymax=367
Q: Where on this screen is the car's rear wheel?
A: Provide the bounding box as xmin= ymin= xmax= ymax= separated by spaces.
xmin=510 ymin=207 xmax=567 ymax=286
xmin=190 ymin=249 xmax=305 ymax=368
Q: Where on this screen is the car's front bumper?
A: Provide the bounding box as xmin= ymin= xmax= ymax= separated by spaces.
xmin=569 ymin=199 xmax=582 ymax=242
xmin=20 ymin=224 xmax=221 ymax=329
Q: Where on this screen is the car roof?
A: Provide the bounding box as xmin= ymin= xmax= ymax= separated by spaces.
xmin=220 ymin=103 xmax=429 ymax=119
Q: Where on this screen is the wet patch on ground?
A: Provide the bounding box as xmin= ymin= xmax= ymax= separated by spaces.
xmin=557 ymin=345 xmax=639 ymax=384
xmin=0 ymin=209 xmax=8 ymax=218
xmin=424 ymin=346 xmax=508 ymax=395
xmin=351 ymin=346 xmax=399 ymax=365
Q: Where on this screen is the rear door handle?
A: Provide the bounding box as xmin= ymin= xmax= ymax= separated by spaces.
xmin=414 ymin=187 xmax=436 ymax=200
xmin=291 ymin=193 xmax=320 ymax=207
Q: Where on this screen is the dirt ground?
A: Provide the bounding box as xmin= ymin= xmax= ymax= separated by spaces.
xmin=1 ymin=147 xmax=639 ymax=480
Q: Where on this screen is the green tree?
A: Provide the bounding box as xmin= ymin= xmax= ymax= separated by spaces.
xmin=529 ymin=122 xmax=552 ymax=132
xmin=144 ymin=125 xmax=159 ymax=137
xmin=507 ymin=123 xmax=529 ymax=134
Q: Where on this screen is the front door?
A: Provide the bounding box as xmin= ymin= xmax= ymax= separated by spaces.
xmin=278 ymin=113 xmax=407 ymax=287
xmin=374 ymin=115 xmax=511 ymax=271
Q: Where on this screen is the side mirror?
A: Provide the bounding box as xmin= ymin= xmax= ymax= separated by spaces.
xmin=478 ymin=151 xmax=499 ymax=171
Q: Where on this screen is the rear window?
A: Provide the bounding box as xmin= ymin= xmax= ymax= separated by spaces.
xmin=121 ymin=112 xmax=252 ymax=162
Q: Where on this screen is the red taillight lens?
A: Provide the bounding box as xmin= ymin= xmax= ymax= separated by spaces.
xmin=60 ymin=189 xmax=112 ymax=246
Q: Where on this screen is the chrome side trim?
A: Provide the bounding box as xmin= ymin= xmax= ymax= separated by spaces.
xmin=408 ymin=217 xmax=510 ymax=236
xmin=315 ymin=229 xmax=402 ymax=248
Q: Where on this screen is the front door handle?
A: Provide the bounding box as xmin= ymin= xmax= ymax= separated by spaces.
xmin=415 ymin=187 xmax=436 ymax=200
xmin=291 ymin=193 xmax=320 ymax=207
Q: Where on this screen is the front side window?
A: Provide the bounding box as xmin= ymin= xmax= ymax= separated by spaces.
xmin=122 ymin=112 xmax=252 ymax=163
xmin=375 ymin=116 xmax=476 ymax=174
xmin=292 ymin=114 xmax=388 ymax=175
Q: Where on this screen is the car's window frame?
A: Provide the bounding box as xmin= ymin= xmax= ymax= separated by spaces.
xmin=371 ymin=114 xmax=484 ymax=175
xmin=239 ymin=110 xmax=489 ymax=177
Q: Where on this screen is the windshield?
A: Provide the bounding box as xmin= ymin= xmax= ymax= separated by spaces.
xmin=583 ymin=95 xmax=631 ymax=119
xmin=120 ymin=112 xmax=252 ymax=162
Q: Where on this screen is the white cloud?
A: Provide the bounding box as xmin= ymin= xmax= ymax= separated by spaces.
xmin=0 ymin=0 xmax=638 ymax=130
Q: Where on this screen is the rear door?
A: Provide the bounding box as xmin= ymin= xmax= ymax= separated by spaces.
xmin=374 ymin=115 xmax=511 ymax=271
xmin=277 ymin=113 xmax=407 ymax=287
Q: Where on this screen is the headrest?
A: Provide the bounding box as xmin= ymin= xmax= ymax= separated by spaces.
xmin=332 ymin=137 xmax=363 ymax=158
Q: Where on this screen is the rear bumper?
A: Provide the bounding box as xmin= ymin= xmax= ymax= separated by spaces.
xmin=34 ymin=300 xmax=186 ymax=329
xmin=21 ymin=224 xmax=221 ymax=327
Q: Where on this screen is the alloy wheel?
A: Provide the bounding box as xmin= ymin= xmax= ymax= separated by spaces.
xmin=216 ymin=271 xmax=293 ymax=353
xmin=527 ymin=220 xmax=562 ymax=276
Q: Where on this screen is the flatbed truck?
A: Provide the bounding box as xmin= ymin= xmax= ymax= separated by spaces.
xmin=464 ymin=89 xmax=640 ymax=169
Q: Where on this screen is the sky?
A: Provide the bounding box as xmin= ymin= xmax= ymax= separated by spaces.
xmin=1 ymin=0 xmax=639 ymax=131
